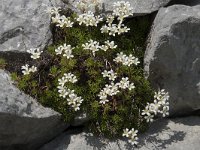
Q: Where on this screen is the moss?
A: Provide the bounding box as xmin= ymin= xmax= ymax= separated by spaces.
xmin=0 ymin=58 xmax=6 ymax=69
xmin=12 ymin=12 xmax=154 ymax=138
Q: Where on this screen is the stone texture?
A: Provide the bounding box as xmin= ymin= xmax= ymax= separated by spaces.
xmin=0 ymin=69 xmax=69 ymax=150
xmin=67 ymin=0 xmax=172 ymax=16
xmin=144 ymin=5 xmax=200 ymax=116
xmin=40 ymin=116 xmax=200 ymax=150
xmin=0 ymin=0 xmax=64 ymax=55
xmin=168 ymin=0 xmax=200 ymax=6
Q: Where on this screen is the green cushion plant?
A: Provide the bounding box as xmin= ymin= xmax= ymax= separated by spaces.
xmin=12 ymin=0 xmax=169 ymax=146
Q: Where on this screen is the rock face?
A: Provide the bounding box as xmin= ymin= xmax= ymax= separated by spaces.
xmin=168 ymin=0 xmax=200 ymax=6
xmin=144 ymin=5 xmax=200 ymax=116
xmin=67 ymin=0 xmax=172 ymax=16
xmin=40 ymin=116 xmax=200 ymax=150
xmin=0 ymin=0 xmax=64 ymax=54
xmin=0 ymin=69 xmax=69 ymax=150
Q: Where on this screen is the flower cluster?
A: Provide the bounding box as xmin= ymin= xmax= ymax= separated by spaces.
xmin=142 ymin=89 xmax=170 ymax=122
xmin=82 ymin=40 xmax=100 ymax=56
xmin=123 ymin=128 xmax=138 ymax=145
xmin=57 ymin=73 xmax=84 ymax=111
xmin=47 ymin=7 xmax=74 ymax=28
xmin=55 ymin=44 xmax=74 ymax=59
xmin=98 ymin=75 xmax=135 ymax=104
xmin=27 ymin=48 xmax=43 ymax=60
xmin=21 ymin=48 xmax=42 ymax=75
xmin=114 ymin=52 xmax=140 ymax=66
xmin=102 ymin=70 xmax=117 ymax=81
xmin=100 ymin=1 xmax=133 ymax=36
xmin=82 ymin=40 xmax=117 ymax=56
xmin=101 ymin=40 xmax=117 ymax=51
xmin=21 ymin=64 xmax=37 ymax=75
xmin=76 ymin=11 xmax=103 ymax=27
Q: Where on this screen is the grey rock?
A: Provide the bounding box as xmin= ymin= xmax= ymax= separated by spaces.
xmin=0 ymin=69 xmax=69 ymax=150
xmin=144 ymin=5 xmax=200 ymax=116
xmin=0 ymin=0 xmax=65 ymax=55
xmin=168 ymin=0 xmax=200 ymax=6
xmin=40 ymin=116 xmax=200 ymax=150
xmin=67 ymin=0 xmax=172 ymax=16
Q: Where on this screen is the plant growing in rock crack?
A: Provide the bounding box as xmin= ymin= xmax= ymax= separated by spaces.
xmin=13 ymin=0 xmax=170 ymax=146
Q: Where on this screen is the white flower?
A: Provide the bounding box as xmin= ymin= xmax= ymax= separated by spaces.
xmin=108 ymin=24 xmax=118 ymax=36
xmin=128 ymin=136 xmax=138 ymax=145
xmin=141 ymin=105 xmax=151 ymax=116
xmin=105 ymin=41 xmax=117 ymax=49
xmin=46 ymin=7 xmax=61 ymax=15
xmin=145 ymin=114 xmax=154 ymax=122
xmin=123 ymin=128 xmax=138 ymax=146
xmin=21 ymin=64 xmax=30 ymax=75
xmin=106 ymin=14 xmax=115 ymax=25
xmin=56 ymin=15 xmax=74 ymax=28
xmin=82 ymin=40 xmax=101 ymax=56
xmin=29 ymin=66 xmax=37 ymax=73
xmin=55 ymin=44 xmax=74 ymax=58
xmin=100 ymin=45 xmax=109 ymax=51
xmin=122 ymin=128 xmax=130 ymax=137
xmin=62 ymin=44 xmax=74 ymax=59
xmin=99 ymin=99 xmax=109 ymax=104
xmin=51 ymin=14 xmax=61 ymax=24
xmin=27 ymin=48 xmax=43 ymax=60
xmin=76 ymin=11 xmax=102 ymax=27
xmin=64 ymin=73 xmax=78 ymax=83
xmin=149 ymin=103 xmax=160 ymax=115
xmin=21 ymin=64 xmax=37 ymax=75
xmin=114 ymin=52 xmax=140 ymax=66
xmin=161 ymin=106 xmax=169 ymax=117
xmin=113 ymin=1 xmax=133 ymax=20
xmin=102 ymin=70 xmax=117 ymax=81
xmin=100 ymin=25 xmax=110 ymax=33
xmin=118 ymin=77 xmax=130 ymax=89
xmin=55 ymin=46 xmax=63 ymax=55
xmin=128 ymin=83 xmax=135 ymax=90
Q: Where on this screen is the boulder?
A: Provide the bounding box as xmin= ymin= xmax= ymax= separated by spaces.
xmin=144 ymin=5 xmax=200 ymax=116
xmin=0 ymin=69 xmax=69 ymax=150
xmin=67 ymin=0 xmax=172 ymax=16
xmin=40 ymin=116 xmax=200 ymax=150
xmin=0 ymin=0 xmax=64 ymax=55
xmin=168 ymin=0 xmax=200 ymax=6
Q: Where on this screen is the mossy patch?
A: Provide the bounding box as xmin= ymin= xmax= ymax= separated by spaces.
xmin=11 ymin=11 xmax=154 ymax=138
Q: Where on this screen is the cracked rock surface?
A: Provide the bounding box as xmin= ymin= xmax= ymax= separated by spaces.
xmin=40 ymin=116 xmax=200 ymax=150
xmin=0 ymin=69 xmax=69 ymax=150
xmin=0 ymin=0 xmax=65 ymax=54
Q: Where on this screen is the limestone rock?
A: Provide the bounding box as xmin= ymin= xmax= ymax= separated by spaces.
xmin=144 ymin=5 xmax=200 ymax=116
xmin=40 ymin=116 xmax=200 ymax=150
xmin=0 ymin=0 xmax=65 ymax=55
xmin=0 ymin=69 xmax=69 ymax=150
xmin=67 ymin=0 xmax=172 ymax=16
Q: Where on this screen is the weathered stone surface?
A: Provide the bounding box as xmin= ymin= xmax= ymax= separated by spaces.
xmin=0 ymin=69 xmax=69 ymax=150
xmin=67 ymin=0 xmax=172 ymax=16
xmin=0 ymin=0 xmax=64 ymax=54
xmin=40 ymin=116 xmax=200 ymax=150
xmin=144 ymin=5 xmax=200 ymax=116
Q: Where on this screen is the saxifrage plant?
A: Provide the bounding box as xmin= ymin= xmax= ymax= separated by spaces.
xmin=12 ymin=0 xmax=169 ymax=146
